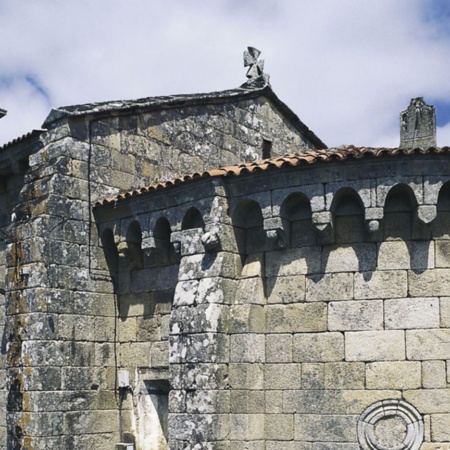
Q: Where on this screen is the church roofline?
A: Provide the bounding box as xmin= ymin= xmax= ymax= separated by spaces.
xmin=95 ymin=145 xmax=449 ymax=208
xmin=42 ymin=84 xmax=326 ymax=149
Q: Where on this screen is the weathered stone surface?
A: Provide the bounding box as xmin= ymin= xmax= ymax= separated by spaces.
xmin=422 ymin=360 xmax=447 ymax=388
xmin=293 ymin=333 xmax=344 ymax=362
xmin=266 ymin=334 xmax=292 ymax=363
xmin=366 ymin=361 xmax=421 ymax=389
xmin=266 ymin=303 xmax=327 ymax=333
xmin=354 ymin=270 xmax=407 ymax=299
xmin=306 ymin=273 xmax=354 ymax=302
xmin=385 ymin=297 xmax=439 ymax=329
xmin=407 ymin=329 xmax=450 ymax=360
xmin=328 ymin=300 xmax=383 ymax=331
xmin=294 ymin=414 xmax=358 ymax=442
xmin=265 ymin=364 xmax=302 ymax=390
xmin=345 ymin=330 xmax=405 ymax=361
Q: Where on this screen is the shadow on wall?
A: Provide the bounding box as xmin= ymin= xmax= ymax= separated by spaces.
xmin=232 ymin=182 xmax=448 ymax=300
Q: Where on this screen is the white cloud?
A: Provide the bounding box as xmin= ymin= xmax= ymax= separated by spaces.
xmin=1 ymin=0 xmax=450 ymax=148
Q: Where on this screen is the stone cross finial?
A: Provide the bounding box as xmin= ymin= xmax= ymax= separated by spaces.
xmin=399 ymin=97 xmax=436 ymax=149
xmin=241 ymin=46 xmax=270 ymax=88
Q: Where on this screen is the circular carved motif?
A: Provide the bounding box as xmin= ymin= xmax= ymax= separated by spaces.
xmin=357 ymin=399 xmax=423 ymax=450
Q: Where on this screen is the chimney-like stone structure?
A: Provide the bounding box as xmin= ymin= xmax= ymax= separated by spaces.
xmin=400 ymin=97 xmax=436 ymax=148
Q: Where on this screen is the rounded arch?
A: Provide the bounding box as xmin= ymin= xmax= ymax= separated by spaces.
xmin=433 ymin=181 xmax=450 ymax=239
xmin=126 ymin=220 xmax=144 ymax=269
xmin=331 ymin=188 xmax=365 ymax=244
xmin=437 ymin=181 xmax=450 ymax=212
xmin=384 ymin=184 xmax=417 ymax=240
xmin=181 ymin=207 xmax=205 ymax=230
xmin=151 ymin=216 xmax=174 ymax=266
xmin=232 ymin=199 xmax=265 ymax=257
xmin=281 ymin=193 xmax=315 ymax=247
xmin=331 ymin=188 xmax=364 ymax=216
xmin=281 ymin=192 xmax=311 ymax=221
xmin=384 ymin=184 xmax=418 ymax=212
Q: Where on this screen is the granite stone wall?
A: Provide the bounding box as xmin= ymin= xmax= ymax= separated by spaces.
xmin=2 ymin=91 xmax=312 ymax=449
xmin=96 ymin=154 xmax=450 ymax=450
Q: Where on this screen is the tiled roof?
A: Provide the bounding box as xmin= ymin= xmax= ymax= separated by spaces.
xmin=95 ymin=145 xmax=450 ymax=207
xmin=0 ymin=130 xmax=43 ymax=152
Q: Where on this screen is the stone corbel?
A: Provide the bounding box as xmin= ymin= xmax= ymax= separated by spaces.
xmin=201 ymin=230 xmax=221 ymax=253
xmin=266 ymin=228 xmax=287 ymax=250
xmin=365 ymin=207 xmax=383 ymax=240
xmin=417 ymin=205 xmax=436 ymax=224
xmin=312 ymin=211 xmax=334 ymax=244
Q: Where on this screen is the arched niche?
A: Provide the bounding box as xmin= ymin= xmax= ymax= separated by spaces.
xmin=331 ymin=188 xmax=365 ymax=244
xmin=281 ymin=193 xmax=315 ymax=247
xmin=433 ymin=181 xmax=450 ymax=239
xmin=383 ymin=184 xmax=417 ymax=241
xmin=232 ymin=199 xmax=265 ymax=260
xmin=126 ymin=220 xmax=144 ymax=269
xmin=181 ymin=207 xmax=205 ymax=230
xmin=151 ymin=217 xmax=176 ymax=267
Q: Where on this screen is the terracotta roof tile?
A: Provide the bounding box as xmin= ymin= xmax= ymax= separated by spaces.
xmin=94 ymin=145 xmax=450 ymax=207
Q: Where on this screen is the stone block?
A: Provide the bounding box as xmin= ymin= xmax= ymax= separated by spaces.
xmin=265 ymin=390 xmax=283 ymax=414
xmin=345 ymin=330 xmax=405 ymax=361
xmin=266 ymin=275 xmax=306 ymax=304
xmin=266 ymin=303 xmax=326 ymax=333
xmin=234 ymin=276 xmax=265 ymax=305
xmin=179 ymin=252 xmax=241 ymax=280
xmin=423 ymin=360 xmax=446 ymax=388
xmin=354 ymin=270 xmax=407 ymax=299
xmin=264 ymin=414 xmax=293 ymax=440
xmin=435 ymin=240 xmax=450 ymax=267
xmin=440 ymin=297 xmax=450 ymax=327
xmin=150 ymin=341 xmax=168 ymax=368
xmin=228 ymin=305 xmax=265 ymax=333
xmin=301 ymin=363 xmax=325 ymax=390
xmin=294 ymin=414 xmax=358 ymax=442
xmin=385 ymin=297 xmax=439 ymax=329
xmin=266 ymin=247 xmax=321 ymax=277
xmin=429 ymin=413 xmax=450 ymax=445
xmin=186 ymin=389 xmax=230 ymax=414
xmin=366 ymin=361 xmax=421 ymax=389
xmin=306 ymin=272 xmax=354 ymax=302
xmin=404 ymin=390 xmax=450 ymax=414
xmin=119 ymin=342 xmax=151 ymax=367
xmin=230 ymin=390 xmax=264 ymax=414
xmin=322 ymin=244 xmax=376 ymax=273
xmin=407 ymin=329 xmax=450 ymax=360
xmin=230 ymin=334 xmax=265 ymax=363
xmin=266 ymin=334 xmax=292 ymax=363
xmin=229 ymin=363 xmax=264 ymax=390
xmin=313 ymin=444 xmax=359 ymax=450
xmin=267 ymin=442 xmax=312 ymax=450
xmin=377 ymin=240 xmax=434 ymax=270
xmin=408 ymin=269 xmax=450 ymax=297
xmin=323 ymin=362 xmax=365 ymax=389
xmin=293 ymin=333 xmax=344 ymax=362
xmin=265 ymin=364 xmax=302 ymax=390
xmin=283 ymin=389 xmax=400 ymax=415
xmin=328 ymin=300 xmax=383 ymax=331
xmin=229 ymin=414 xmax=265 ymax=440
xmin=173 ymin=280 xmax=199 ymax=307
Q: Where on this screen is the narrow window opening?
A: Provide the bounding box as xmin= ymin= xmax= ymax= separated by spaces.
xmin=262 ymin=139 xmax=272 ymax=159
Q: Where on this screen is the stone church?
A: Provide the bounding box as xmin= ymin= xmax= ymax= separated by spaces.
xmin=0 ymin=48 xmax=449 ymax=449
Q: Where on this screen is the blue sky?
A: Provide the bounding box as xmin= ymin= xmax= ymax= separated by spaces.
xmin=1 ymin=0 xmax=450 ymax=148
